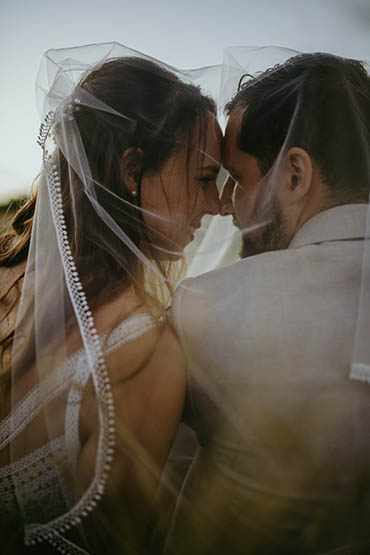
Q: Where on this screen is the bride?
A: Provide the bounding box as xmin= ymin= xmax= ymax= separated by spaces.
xmin=0 ymin=44 xmax=221 ymax=554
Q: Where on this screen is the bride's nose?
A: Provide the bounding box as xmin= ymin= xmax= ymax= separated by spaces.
xmin=220 ymin=176 xmax=234 ymax=216
xmin=204 ymin=183 xmax=221 ymax=216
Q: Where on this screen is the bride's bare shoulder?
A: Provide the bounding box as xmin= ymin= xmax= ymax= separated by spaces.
xmin=79 ymin=321 xmax=186 ymax=471
xmin=94 ymin=287 xmax=186 ymax=384
xmin=148 ymin=323 xmax=186 ymax=378
xmin=106 ymin=316 xmax=186 ymax=386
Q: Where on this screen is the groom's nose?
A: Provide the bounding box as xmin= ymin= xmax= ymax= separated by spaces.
xmin=219 ymin=176 xmax=235 ymax=216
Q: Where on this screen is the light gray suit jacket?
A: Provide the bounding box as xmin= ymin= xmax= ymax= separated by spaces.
xmin=168 ymin=204 xmax=370 ymax=554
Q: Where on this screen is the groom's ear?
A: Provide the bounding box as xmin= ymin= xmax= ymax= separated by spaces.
xmin=120 ymin=147 xmax=144 ymax=194
xmin=279 ymin=147 xmax=313 ymax=205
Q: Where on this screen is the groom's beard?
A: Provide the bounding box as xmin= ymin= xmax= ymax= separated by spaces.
xmin=240 ymin=195 xmax=290 ymax=259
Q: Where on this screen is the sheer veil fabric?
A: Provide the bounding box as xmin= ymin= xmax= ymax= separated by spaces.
xmin=1 ymin=41 xmax=370 ymax=555
xmin=1 ymin=42 xmax=225 ymax=554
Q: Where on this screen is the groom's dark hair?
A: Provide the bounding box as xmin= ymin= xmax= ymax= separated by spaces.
xmin=226 ymin=52 xmax=370 ymax=203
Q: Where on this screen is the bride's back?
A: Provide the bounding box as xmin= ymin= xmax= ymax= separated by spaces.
xmin=0 ymin=263 xmax=186 ymax=553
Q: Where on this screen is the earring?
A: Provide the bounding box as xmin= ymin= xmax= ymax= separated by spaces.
xmin=131 ymin=190 xmax=137 ymax=198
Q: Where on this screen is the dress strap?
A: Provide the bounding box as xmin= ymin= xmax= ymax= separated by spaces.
xmin=0 ymin=313 xmax=158 ymax=450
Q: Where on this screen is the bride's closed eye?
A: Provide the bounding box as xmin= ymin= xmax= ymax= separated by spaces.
xmin=197 ymin=163 xmax=220 ymax=189
xmin=198 ymin=174 xmax=218 ymax=189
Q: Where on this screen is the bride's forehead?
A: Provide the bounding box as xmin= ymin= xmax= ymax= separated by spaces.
xmin=202 ymin=116 xmax=222 ymax=161
xmin=161 ymin=115 xmax=222 ymax=170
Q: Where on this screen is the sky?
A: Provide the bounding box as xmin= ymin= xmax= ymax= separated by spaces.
xmin=1 ymin=0 xmax=370 ymax=203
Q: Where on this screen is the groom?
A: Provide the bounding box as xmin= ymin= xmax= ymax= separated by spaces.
xmin=168 ymin=53 xmax=370 ymax=554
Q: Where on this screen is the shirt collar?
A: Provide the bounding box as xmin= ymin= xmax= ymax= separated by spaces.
xmin=288 ymin=204 xmax=369 ymax=249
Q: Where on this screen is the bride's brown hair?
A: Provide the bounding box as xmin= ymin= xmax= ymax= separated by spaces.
xmin=0 ymin=56 xmax=215 ymax=379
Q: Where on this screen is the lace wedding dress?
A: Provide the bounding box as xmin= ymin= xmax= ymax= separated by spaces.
xmin=0 ymin=313 xmax=157 ymax=549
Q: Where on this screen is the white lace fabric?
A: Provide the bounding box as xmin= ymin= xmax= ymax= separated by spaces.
xmin=0 ymin=313 xmax=156 ymax=543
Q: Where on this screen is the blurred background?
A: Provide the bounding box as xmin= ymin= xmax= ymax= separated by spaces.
xmin=1 ymin=0 xmax=370 ymax=230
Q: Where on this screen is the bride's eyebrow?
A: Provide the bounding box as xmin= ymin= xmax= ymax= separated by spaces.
xmin=198 ymin=164 xmax=220 ymax=174
xmin=223 ymin=163 xmax=237 ymax=177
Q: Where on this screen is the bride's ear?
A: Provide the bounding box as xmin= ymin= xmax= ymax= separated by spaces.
xmin=120 ymin=147 xmax=144 ymax=194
